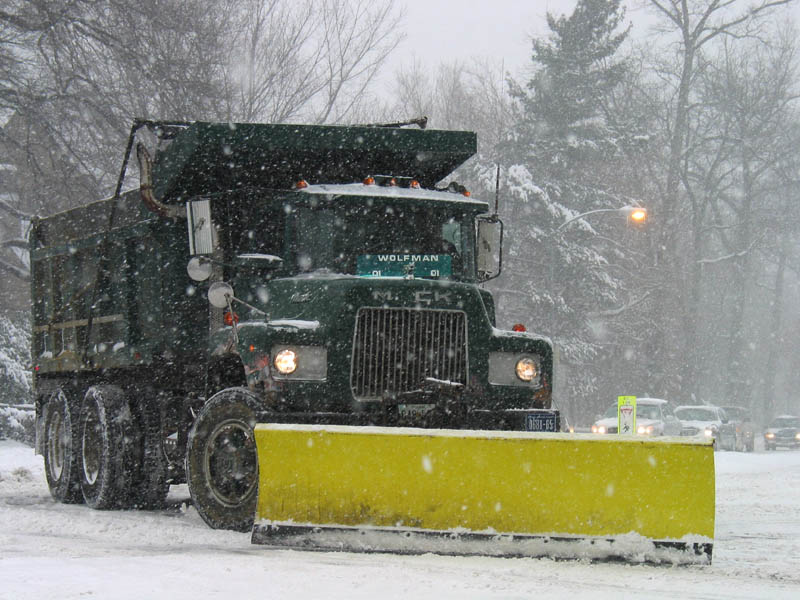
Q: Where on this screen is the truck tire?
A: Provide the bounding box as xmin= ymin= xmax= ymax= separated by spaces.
xmin=79 ymin=385 xmax=137 ymax=509
xmin=186 ymin=388 xmax=263 ymax=531
xmin=129 ymin=393 xmax=170 ymax=509
xmin=43 ymin=389 xmax=83 ymax=504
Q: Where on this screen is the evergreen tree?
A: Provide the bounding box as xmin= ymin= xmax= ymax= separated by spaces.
xmin=513 ymin=0 xmax=630 ymax=181
xmin=496 ymin=0 xmax=642 ymax=421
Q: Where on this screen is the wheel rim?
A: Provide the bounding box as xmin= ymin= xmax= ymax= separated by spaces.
xmin=82 ymin=404 xmax=101 ymax=485
xmin=46 ymin=409 xmax=65 ymax=481
xmin=203 ymin=419 xmax=257 ymax=507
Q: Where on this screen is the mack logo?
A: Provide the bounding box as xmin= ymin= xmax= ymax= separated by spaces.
xmin=370 ymin=290 xmax=453 ymax=305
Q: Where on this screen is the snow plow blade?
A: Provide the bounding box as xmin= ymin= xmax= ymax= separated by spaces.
xmin=251 ymin=425 xmax=715 ymax=564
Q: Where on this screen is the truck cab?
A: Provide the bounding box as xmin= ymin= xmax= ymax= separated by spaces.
xmin=193 ymin=177 xmax=552 ymax=428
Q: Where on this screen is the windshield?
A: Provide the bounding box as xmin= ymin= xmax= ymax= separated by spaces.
xmin=601 ymin=403 xmax=661 ymax=420
xmin=770 ymin=417 xmax=800 ymax=428
xmin=675 ymin=407 xmax=717 ymax=421
xmin=292 ymin=200 xmax=475 ymax=280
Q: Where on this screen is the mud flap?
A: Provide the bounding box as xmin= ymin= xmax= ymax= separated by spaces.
xmin=251 ymin=425 xmax=715 ymax=564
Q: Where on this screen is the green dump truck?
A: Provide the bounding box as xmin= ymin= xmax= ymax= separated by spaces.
xmin=30 ymin=120 xmax=557 ymax=530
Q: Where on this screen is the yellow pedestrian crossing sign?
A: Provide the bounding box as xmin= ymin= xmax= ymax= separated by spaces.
xmin=617 ymin=396 xmax=637 ymax=435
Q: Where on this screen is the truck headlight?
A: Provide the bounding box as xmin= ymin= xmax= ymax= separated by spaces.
xmin=271 ymin=345 xmax=327 ymax=380
xmin=515 ymin=357 xmax=538 ymax=382
xmin=488 ymin=353 xmax=540 ymax=386
xmin=274 ymin=349 xmax=298 ymax=374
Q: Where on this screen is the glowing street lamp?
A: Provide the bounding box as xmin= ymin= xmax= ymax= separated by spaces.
xmin=627 ymin=207 xmax=647 ymax=225
xmin=556 ymin=205 xmax=648 ymax=232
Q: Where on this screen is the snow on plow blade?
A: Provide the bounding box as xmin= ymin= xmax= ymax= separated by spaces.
xmin=251 ymin=425 xmax=715 ymax=564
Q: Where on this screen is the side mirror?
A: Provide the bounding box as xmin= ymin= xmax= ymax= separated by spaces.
xmin=208 ymin=281 xmax=234 ymax=309
xmin=187 ymin=257 xmax=213 ymax=281
xmin=477 ymin=216 xmax=503 ymax=282
xmin=187 ymin=198 xmax=214 ymax=255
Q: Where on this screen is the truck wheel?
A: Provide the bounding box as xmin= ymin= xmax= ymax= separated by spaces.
xmin=43 ymin=389 xmax=83 ymax=503
xmin=186 ymin=388 xmax=263 ymax=531
xmin=79 ymin=385 xmax=136 ymax=509
xmin=129 ymin=393 xmax=170 ymax=509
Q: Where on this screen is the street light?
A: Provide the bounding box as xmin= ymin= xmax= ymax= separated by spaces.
xmin=555 ymin=205 xmax=647 ymax=232
xmin=628 ymin=207 xmax=647 ymax=225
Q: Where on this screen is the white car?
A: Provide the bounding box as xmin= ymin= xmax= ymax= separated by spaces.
xmin=591 ymin=398 xmax=682 ymax=436
xmin=674 ymin=405 xmax=736 ymax=450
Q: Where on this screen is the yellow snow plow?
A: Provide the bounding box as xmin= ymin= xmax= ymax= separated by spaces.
xmin=251 ymin=425 xmax=715 ymax=564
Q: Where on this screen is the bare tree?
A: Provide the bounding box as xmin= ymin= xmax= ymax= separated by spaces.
xmin=228 ymin=0 xmax=402 ymax=124
xmin=691 ymin=32 xmax=800 ymax=412
xmin=632 ymin=0 xmax=794 ymax=398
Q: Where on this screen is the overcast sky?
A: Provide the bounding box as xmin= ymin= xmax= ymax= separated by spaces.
xmin=389 ymin=0 xmax=799 ymax=79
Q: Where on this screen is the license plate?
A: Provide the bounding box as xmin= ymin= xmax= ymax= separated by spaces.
xmin=525 ymin=413 xmax=558 ymax=432
xmin=398 ymin=404 xmax=435 ymax=417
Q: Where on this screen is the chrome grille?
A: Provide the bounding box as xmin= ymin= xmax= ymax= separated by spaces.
xmin=351 ymin=307 xmax=468 ymax=401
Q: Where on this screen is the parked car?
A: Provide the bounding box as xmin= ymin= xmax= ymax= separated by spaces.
xmin=720 ymin=406 xmax=756 ymax=452
xmin=591 ymin=398 xmax=682 ymax=436
xmin=674 ymin=405 xmax=736 ymax=450
xmin=763 ymin=415 xmax=800 ymax=451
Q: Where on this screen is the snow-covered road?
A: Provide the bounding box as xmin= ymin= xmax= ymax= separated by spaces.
xmin=1 ymin=439 xmax=799 ymax=599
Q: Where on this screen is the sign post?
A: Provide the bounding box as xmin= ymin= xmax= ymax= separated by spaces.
xmin=617 ymin=396 xmax=637 ymax=435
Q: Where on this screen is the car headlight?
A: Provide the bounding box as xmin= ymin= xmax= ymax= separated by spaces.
xmin=515 ymin=357 xmax=538 ymax=382
xmin=704 ymin=428 xmax=715 ymax=437
xmin=796 ymin=433 xmax=800 ymax=441
xmin=274 ymin=349 xmax=298 ymax=374
xmin=765 ymin=432 xmax=775 ymax=439
xmin=637 ymin=425 xmax=654 ymax=435
xmin=592 ymin=425 xmax=606 ymax=434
